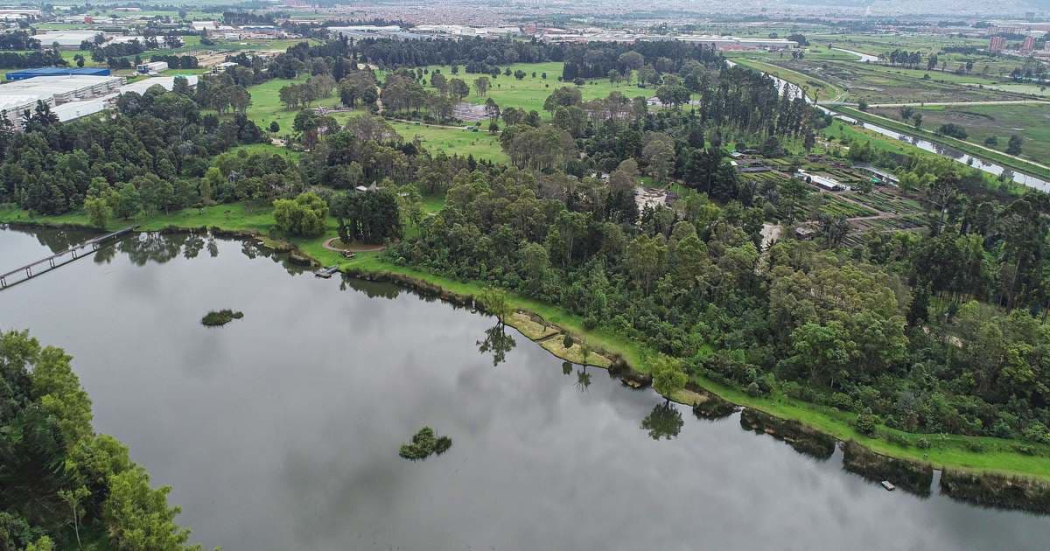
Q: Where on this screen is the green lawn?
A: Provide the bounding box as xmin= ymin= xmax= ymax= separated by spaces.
xmin=410 ymin=62 xmax=654 ymax=116
xmin=245 ymin=75 xmax=342 ymax=135
xmin=388 ymin=120 xmax=506 ymax=163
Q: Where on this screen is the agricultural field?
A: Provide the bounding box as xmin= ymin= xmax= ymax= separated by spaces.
xmin=808 ymin=33 xmax=990 ymax=57
xmin=972 ymin=82 xmax=1050 ymax=98
xmin=846 ymin=187 xmax=925 ymax=216
xmin=746 ymin=57 xmax=1024 ymax=105
xmin=870 ymin=103 xmax=1050 ymax=163
xmin=809 ymin=192 xmax=878 ymax=218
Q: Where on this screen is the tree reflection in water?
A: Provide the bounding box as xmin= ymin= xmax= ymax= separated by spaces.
xmin=477 ymin=321 xmax=516 ymax=366
xmin=641 ymin=402 xmax=684 ymax=441
xmin=561 ymin=361 xmax=573 ymax=375
xmin=575 ymin=365 xmax=591 ymax=392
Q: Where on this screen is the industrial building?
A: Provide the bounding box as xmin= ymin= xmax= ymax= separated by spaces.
xmin=0 ymin=75 xmax=125 ymax=126
xmin=5 ymin=67 xmax=112 ymax=81
xmin=119 ymin=75 xmax=198 ymax=96
xmin=327 ymin=26 xmax=428 ymax=40
xmin=136 ymin=61 xmax=168 ymax=75
xmin=52 ymin=98 xmax=107 ymax=122
xmin=32 ymin=31 xmax=102 ymax=49
xmin=0 ymin=75 xmax=123 ymax=104
xmin=677 ymin=35 xmax=798 ymax=51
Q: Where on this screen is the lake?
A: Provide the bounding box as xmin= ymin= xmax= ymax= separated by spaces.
xmin=1 ymin=226 xmax=1048 ymax=550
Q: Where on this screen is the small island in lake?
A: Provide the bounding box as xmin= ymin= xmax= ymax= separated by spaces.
xmin=201 ymin=309 xmax=244 ymax=327
xmin=399 ymin=426 xmax=452 ymax=460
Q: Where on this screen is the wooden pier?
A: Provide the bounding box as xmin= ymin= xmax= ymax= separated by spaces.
xmin=0 ymin=226 xmax=137 ymax=290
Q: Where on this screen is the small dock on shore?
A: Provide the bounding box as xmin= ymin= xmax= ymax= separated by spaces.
xmin=315 ymin=266 xmax=340 ymax=279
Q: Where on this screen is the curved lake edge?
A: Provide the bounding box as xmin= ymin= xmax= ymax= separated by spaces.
xmin=4 ymin=219 xmax=1050 ymax=514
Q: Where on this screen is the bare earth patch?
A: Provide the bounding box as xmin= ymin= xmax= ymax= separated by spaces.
xmin=540 ymin=337 xmax=612 ymax=368
xmin=507 ymin=312 xmax=559 ymax=340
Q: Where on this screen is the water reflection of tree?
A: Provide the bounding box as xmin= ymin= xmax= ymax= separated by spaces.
xmin=562 ymin=361 xmax=573 ymax=375
xmin=340 ymin=277 xmax=402 ymax=300
xmin=575 ymin=365 xmax=591 ymax=392
xmin=93 ymin=241 xmax=119 ymax=264
xmin=477 ymin=322 xmax=516 ymax=366
xmin=182 ymin=233 xmax=205 ymax=259
xmin=26 ymin=227 xmax=84 ymax=252
xmin=118 ymin=233 xmax=186 ymax=266
xmin=641 ymin=403 xmax=684 ymax=441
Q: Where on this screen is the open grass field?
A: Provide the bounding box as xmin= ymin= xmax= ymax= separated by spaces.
xmin=972 ymin=82 xmax=1050 ymax=98
xmin=228 ymin=142 xmax=302 ymax=161
xmin=244 ymin=75 xmax=342 ymax=133
xmin=871 ymin=103 xmax=1050 ymax=164
xmin=409 ymin=62 xmax=654 ymax=116
xmin=389 ymin=120 xmax=507 ymax=163
xmin=243 ymin=72 xmax=506 ymax=162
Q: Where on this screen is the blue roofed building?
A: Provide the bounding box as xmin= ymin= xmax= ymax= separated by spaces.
xmin=5 ymin=67 xmax=111 ymax=81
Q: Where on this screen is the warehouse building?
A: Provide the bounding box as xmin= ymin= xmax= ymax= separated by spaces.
xmin=0 ymin=75 xmax=125 ymax=126
xmin=5 ymin=67 xmax=112 ymax=81
xmin=136 ymin=61 xmax=168 ymax=74
xmin=119 ymin=75 xmax=198 ymax=96
xmin=52 ymin=98 xmax=108 ymax=122
xmin=31 ymin=31 xmax=102 ymax=49
xmin=677 ymin=35 xmax=798 ymax=51
xmin=0 ymin=75 xmax=124 ymax=103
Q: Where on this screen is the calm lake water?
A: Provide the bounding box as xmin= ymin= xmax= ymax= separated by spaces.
xmin=1 ymin=226 xmax=1048 ymax=551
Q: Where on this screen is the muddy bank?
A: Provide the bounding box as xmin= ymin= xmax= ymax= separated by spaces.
xmin=739 ymin=408 xmax=836 ymax=460
xmin=940 ymin=469 xmax=1050 ymax=514
xmin=842 ymin=440 xmax=933 ymax=497
xmin=691 ymin=387 xmax=738 ymax=420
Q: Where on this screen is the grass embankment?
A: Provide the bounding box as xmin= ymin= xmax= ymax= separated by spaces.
xmin=871 ymin=103 xmax=1050 ymax=165
xmin=3 ymin=203 xmax=1049 ymax=482
xmin=833 ymin=105 xmax=1050 ymax=182
xmin=728 ymin=56 xmax=847 ymax=102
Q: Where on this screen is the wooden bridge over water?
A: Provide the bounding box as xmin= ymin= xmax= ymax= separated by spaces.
xmin=0 ymin=226 xmax=136 ymax=290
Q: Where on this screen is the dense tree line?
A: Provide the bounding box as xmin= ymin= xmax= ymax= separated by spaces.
xmin=0 ymin=30 xmax=39 ymax=50
xmin=561 ymin=41 xmax=723 ymax=80
xmin=0 ymin=331 xmax=202 ymax=550
xmin=149 ymin=55 xmax=200 ymax=70
xmin=353 ymin=36 xmax=560 ymax=70
xmin=0 ymin=49 xmax=65 ymax=69
xmin=0 ymin=80 xmax=266 ymax=217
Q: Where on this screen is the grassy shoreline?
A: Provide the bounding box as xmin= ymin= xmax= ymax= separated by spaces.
xmin=3 ymin=205 xmax=1050 ymax=484
xmin=831 ymin=105 xmax=1050 ymax=182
